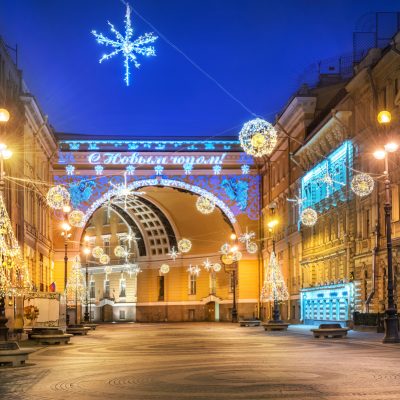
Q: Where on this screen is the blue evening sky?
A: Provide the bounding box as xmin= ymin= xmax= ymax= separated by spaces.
xmin=1 ymin=0 xmax=399 ymax=137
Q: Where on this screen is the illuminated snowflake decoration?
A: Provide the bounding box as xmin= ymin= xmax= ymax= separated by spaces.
xmin=95 ymin=165 xmax=104 ymax=175
xmin=351 ymin=173 xmax=374 ymax=197
xmin=213 ymin=165 xmax=222 ymax=175
xmin=187 ymin=265 xmax=201 ymax=276
xmin=178 ymin=238 xmax=192 ymax=253
xmin=241 ymin=164 xmax=250 ymax=175
xmin=66 ymin=164 xmax=75 ymax=175
xmin=239 ymin=229 xmax=255 ymax=245
xmin=46 ymin=185 xmax=70 ymax=210
xmin=123 ymin=229 xmax=140 ymax=249
xmin=154 ymin=165 xmax=164 ymax=175
xmin=183 ymin=163 xmax=193 ymax=175
xmin=110 ymin=173 xmax=144 ymax=210
xmin=287 ymin=195 xmax=305 ymax=207
xmin=92 ymin=2 xmax=158 ymax=86
xmin=160 ymin=264 xmax=170 ymax=274
xmin=239 ymin=118 xmax=278 ymax=157
xmin=167 ymin=246 xmax=180 ymax=261
xmin=300 ymin=207 xmax=318 ymax=227
xmin=203 ymin=258 xmax=212 ymax=271
xmin=126 ymin=263 xmax=141 ymax=277
xmin=196 ymin=196 xmax=215 ymax=214
xmin=68 ymin=210 xmax=85 ymax=227
xmin=126 ymin=165 xmax=136 ymax=175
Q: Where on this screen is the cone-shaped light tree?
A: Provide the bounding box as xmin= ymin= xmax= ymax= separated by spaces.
xmin=261 ymin=251 xmax=289 ymax=322
xmin=65 ymin=256 xmax=86 ymax=325
xmin=0 ymin=194 xmax=31 ymax=340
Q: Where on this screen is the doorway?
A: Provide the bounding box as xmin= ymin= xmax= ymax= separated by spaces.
xmin=206 ymin=302 xmax=216 ymax=321
xmin=102 ymin=304 xmax=113 ymax=322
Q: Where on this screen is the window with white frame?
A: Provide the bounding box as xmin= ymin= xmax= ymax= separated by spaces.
xmin=90 ymin=281 xmax=95 ymax=298
xmin=189 ymin=274 xmax=196 ymax=295
xmin=120 ymin=279 xmax=126 ymax=297
xmin=119 ymin=310 xmax=126 ymax=320
xmin=104 ymin=279 xmax=110 ymax=298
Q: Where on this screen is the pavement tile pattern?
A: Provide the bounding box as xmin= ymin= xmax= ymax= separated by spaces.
xmin=1 ymin=323 xmax=400 ymax=399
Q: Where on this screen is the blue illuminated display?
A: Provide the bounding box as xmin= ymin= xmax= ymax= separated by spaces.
xmin=301 ymin=141 xmax=353 ymax=210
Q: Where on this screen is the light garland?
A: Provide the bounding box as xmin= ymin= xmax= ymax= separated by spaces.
xmin=46 ymin=185 xmax=70 ymax=210
xmin=92 ymin=246 xmax=104 ymax=259
xmin=65 ymin=257 xmax=86 ymax=302
xmin=300 ymin=207 xmax=318 ymax=227
xmin=68 ymin=210 xmax=85 ymax=227
xmin=178 ymin=238 xmax=192 ymax=253
xmin=160 ymin=264 xmax=170 ymax=274
xmin=351 ymin=173 xmax=374 ymax=197
xmin=196 ymin=196 xmax=215 ymax=214
xmin=239 ymin=118 xmax=278 ymax=157
xmin=92 ymin=2 xmax=158 ymax=86
xmin=187 ymin=265 xmax=201 ymax=276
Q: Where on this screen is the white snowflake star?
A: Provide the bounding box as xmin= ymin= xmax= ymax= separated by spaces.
xmin=167 ymin=246 xmax=180 ymax=261
xmin=92 ymin=3 xmax=158 ymax=86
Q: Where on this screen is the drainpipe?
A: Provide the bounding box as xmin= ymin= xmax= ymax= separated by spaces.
xmin=365 ymin=224 xmax=379 ymax=312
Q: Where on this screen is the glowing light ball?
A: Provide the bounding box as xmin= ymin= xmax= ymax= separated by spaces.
xmin=212 ymin=263 xmax=222 ymax=272
xmin=46 ymin=186 xmax=70 ymax=210
xmin=68 ymin=210 xmax=85 ymax=227
xmin=114 ymin=245 xmax=127 ymax=257
xmin=220 ymin=243 xmax=231 ymax=255
xmin=100 ymin=254 xmax=110 ymax=265
xmin=178 ymin=238 xmax=192 ymax=253
xmin=196 ymin=196 xmax=215 ymax=214
xmin=300 ymin=208 xmax=318 ymax=227
xmin=0 ymin=108 xmax=10 ymax=122
xmin=160 ymin=264 xmax=170 ymax=274
xmin=239 ymin=118 xmax=278 ymax=157
xmin=351 ymin=173 xmax=374 ymax=197
xmin=233 ymin=251 xmax=242 ymax=262
xmin=92 ymin=246 xmax=104 ymax=259
xmin=246 ymin=242 xmax=258 ymax=254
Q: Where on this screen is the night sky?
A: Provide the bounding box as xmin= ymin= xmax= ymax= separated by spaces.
xmin=1 ymin=0 xmax=398 ymax=137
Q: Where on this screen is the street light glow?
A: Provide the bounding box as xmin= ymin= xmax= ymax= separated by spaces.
xmin=230 ymin=233 xmax=237 ymax=240
xmin=61 ymin=222 xmax=71 ymax=231
xmin=83 ymin=247 xmax=91 ymax=255
xmin=384 ymin=142 xmax=399 ymax=153
xmin=373 ymin=149 xmax=386 ymax=160
xmin=0 ymin=108 xmax=10 ymax=123
xmin=62 ymin=205 xmax=71 ymax=213
xmin=267 ymin=219 xmax=278 ymax=229
xmin=377 ymin=110 xmax=392 ymax=124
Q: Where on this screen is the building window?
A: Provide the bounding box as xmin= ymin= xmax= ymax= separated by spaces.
xmin=103 ymin=209 xmax=110 ymax=225
xmin=90 ymin=281 xmax=96 ymax=299
xmin=158 ymin=276 xmax=164 ymax=301
xmin=189 ymin=274 xmax=196 ymax=295
xmin=119 ymin=310 xmax=126 ymax=320
xmin=90 ymin=311 xmax=95 ymax=321
xmin=120 ymin=279 xmax=126 ymax=298
xmin=188 ymin=309 xmax=195 ymax=321
xmin=103 ymin=238 xmax=110 ymax=255
xmin=104 ymin=280 xmax=110 ymax=298
xmin=39 ymin=253 xmax=44 ymax=291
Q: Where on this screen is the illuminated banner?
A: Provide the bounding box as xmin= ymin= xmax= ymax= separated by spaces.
xmin=87 ymin=152 xmax=227 ymax=166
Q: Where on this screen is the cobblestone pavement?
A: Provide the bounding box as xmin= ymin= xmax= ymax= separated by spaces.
xmin=2 ymin=323 xmax=400 ymax=400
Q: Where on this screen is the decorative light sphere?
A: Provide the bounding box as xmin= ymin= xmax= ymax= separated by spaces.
xmin=46 ymin=185 xmax=70 ymax=210
xmin=233 ymin=251 xmax=242 ymax=262
xmin=300 ymin=208 xmax=318 ymax=227
xmin=68 ymin=210 xmax=85 ymax=227
xmin=196 ymin=196 xmax=215 ymax=214
xmin=212 ymin=263 xmax=222 ymax=272
xmin=239 ymin=118 xmax=278 ymax=157
xmin=351 ymin=173 xmax=374 ymax=197
xmin=220 ymin=243 xmax=231 ymax=255
xmin=178 ymin=238 xmax=192 ymax=253
xmin=160 ymin=264 xmax=170 ymax=274
xmin=114 ymin=245 xmax=127 ymax=257
xmin=100 ymin=254 xmax=110 ymax=265
xmin=104 ymin=265 xmax=112 ymax=275
xmin=246 ymin=242 xmax=258 ymax=254
xmin=92 ymin=246 xmax=104 ymax=259
xmin=377 ymin=110 xmax=391 ymax=124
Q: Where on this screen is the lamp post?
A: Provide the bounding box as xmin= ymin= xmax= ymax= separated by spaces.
xmin=83 ymin=238 xmax=91 ymax=323
xmin=61 ymin=206 xmax=71 ymax=326
xmin=0 ymin=117 xmax=12 ymax=340
xmin=374 ymin=111 xmax=400 ymax=343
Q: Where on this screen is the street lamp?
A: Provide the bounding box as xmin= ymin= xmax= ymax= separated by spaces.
xmin=267 ymin=218 xmax=281 ymax=321
xmin=83 ymin=237 xmax=91 ymax=323
xmin=61 ymin=210 xmax=71 ymax=325
xmin=373 ymin=129 xmax=400 ymax=343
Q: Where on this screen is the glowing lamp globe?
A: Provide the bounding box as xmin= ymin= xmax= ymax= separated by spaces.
xmin=246 ymin=241 xmax=258 ymax=254
xmin=68 ymin=210 xmax=85 ymax=227
xmin=385 ymin=142 xmax=399 ymax=153
xmin=0 ymin=108 xmax=10 ymax=122
xmin=220 ymin=243 xmax=231 ymax=255
xmin=2 ymin=149 xmax=12 ymax=159
xmin=160 ymin=264 xmax=170 ymax=274
xmin=233 ymin=251 xmax=242 ymax=262
xmin=212 ymin=263 xmax=222 ymax=272
xmin=46 ymin=185 xmax=70 ymax=210
xmin=351 ymin=173 xmax=374 ymax=197
xmin=300 ymin=208 xmax=318 ymax=227
xmin=178 ymin=238 xmax=192 ymax=253
xmin=92 ymin=246 xmax=104 ymax=259
xmin=196 ymin=196 xmax=215 ymax=214
xmin=114 ymin=245 xmax=127 ymax=258
xmin=239 ymin=118 xmax=278 ymax=157
xmin=377 ymin=110 xmax=391 ymax=124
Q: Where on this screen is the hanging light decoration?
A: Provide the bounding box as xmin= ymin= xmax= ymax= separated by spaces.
xmin=160 ymin=264 xmax=170 ymax=274
xmin=100 ymin=254 xmax=110 ymax=265
xmin=196 ymin=196 xmax=215 ymax=214
xmin=233 ymin=251 xmax=242 ymax=262
xmin=246 ymin=242 xmax=258 ymax=254
xmin=46 ymin=185 xmax=70 ymax=210
xmin=187 ymin=265 xmax=201 ymax=276
xmin=239 ymin=118 xmax=278 ymax=157
xmin=220 ymin=243 xmax=231 ymax=255
xmin=92 ymin=246 xmax=104 ymax=259
xmin=300 ymin=208 xmax=318 ymax=227
xmin=203 ymin=258 xmax=213 ymax=271
xmin=126 ymin=263 xmax=142 ymax=276
xmin=104 ymin=265 xmax=112 ymax=275
xmin=68 ymin=210 xmax=85 ymax=227
xmin=351 ymin=173 xmax=374 ymax=197
xmin=114 ymin=245 xmax=127 ymax=258
xmin=167 ymin=246 xmax=180 ymax=261
xmin=178 ymin=238 xmax=192 ymax=253
xmin=212 ymin=263 xmax=222 ymax=273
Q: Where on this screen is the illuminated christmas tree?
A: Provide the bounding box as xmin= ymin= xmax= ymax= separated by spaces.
xmin=65 ymin=256 xmax=86 ymax=324
xmin=261 ymin=252 xmax=289 ymax=321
